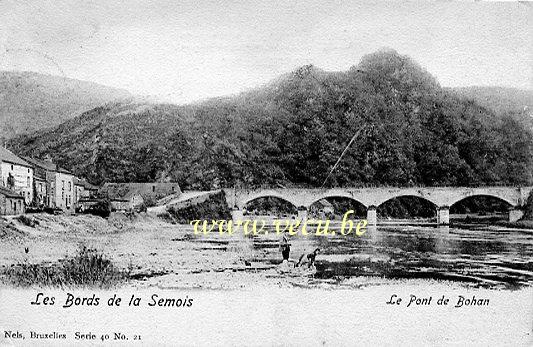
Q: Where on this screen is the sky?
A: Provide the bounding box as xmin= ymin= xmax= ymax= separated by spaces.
xmin=0 ymin=0 xmax=531 ymax=104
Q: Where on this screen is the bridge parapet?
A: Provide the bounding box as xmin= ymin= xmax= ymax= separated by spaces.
xmin=226 ymin=186 xmax=530 ymax=210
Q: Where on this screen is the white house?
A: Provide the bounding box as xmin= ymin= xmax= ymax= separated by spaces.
xmin=0 ymin=147 xmax=33 ymax=205
xmin=52 ymin=168 xmax=75 ymax=212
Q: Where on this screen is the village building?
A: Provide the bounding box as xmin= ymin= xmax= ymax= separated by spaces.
xmin=33 ymin=175 xmax=48 ymax=207
xmin=74 ymin=179 xmax=85 ymax=204
xmin=54 ymin=167 xmax=75 ymax=212
xmin=23 ymin=156 xmax=55 ymax=208
xmin=73 ymin=178 xmax=99 ymax=208
xmin=23 ymin=157 xmax=75 ymax=213
xmin=0 ymin=147 xmax=33 ymax=205
xmin=100 ymin=182 xmax=181 ymax=212
xmin=0 ymin=187 xmax=25 ymax=215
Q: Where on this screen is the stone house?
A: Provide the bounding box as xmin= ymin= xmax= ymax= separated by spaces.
xmin=74 ymin=179 xmax=85 ymax=207
xmin=109 ymin=194 xmax=144 ymax=212
xmin=0 ymin=147 xmax=33 ymax=204
xmin=74 ymin=177 xmax=100 ymax=211
xmin=33 ymin=175 xmax=48 ymax=207
xmin=23 ymin=157 xmax=75 ymax=212
xmin=73 ymin=178 xmax=99 ymax=206
xmin=23 ymin=156 xmax=55 ymax=207
xmin=100 ymin=182 xmax=181 ymax=212
xmin=0 ymin=187 xmax=25 ymax=215
xmin=54 ymin=167 xmax=75 ymax=212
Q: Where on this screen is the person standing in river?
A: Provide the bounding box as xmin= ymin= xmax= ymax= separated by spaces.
xmin=279 ymin=230 xmax=291 ymax=264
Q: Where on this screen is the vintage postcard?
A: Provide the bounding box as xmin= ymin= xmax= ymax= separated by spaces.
xmin=0 ymin=0 xmax=532 ymax=345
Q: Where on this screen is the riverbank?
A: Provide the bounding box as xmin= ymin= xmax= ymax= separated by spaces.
xmin=495 ymin=219 xmax=533 ymax=230
xmin=1 ymin=212 xmax=533 ymax=291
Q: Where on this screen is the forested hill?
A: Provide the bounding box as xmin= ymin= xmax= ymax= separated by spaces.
xmin=9 ymin=49 xmax=533 ymax=189
xmin=0 ymin=71 xmax=132 ymax=139
xmin=448 ymin=86 xmax=533 ymax=129
xmin=449 ymin=86 xmax=533 ymax=116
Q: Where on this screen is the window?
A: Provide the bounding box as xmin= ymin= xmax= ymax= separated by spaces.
xmin=62 ymin=180 xmax=65 ymax=189
xmin=11 ymin=165 xmax=13 ymax=170
xmin=27 ymin=177 xmax=30 ymax=187
xmin=69 ymin=182 xmax=72 ymax=191
xmin=172 ymin=186 xmax=175 ymax=192
xmin=152 ymin=186 xmax=155 ymax=192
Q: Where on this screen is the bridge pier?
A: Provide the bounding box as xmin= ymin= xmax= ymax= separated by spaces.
xmin=367 ymin=206 xmax=377 ymax=226
xmin=509 ymin=209 xmax=524 ymax=223
xmin=231 ymin=208 xmax=244 ymax=222
xmin=297 ymin=208 xmax=308 ymax=221
xmin=437 ymin=206 xmax=449 ymax=225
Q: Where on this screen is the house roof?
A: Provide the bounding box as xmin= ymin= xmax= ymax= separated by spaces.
xmin=100 ymin=183 xmax=144 ymax=201
xmin=23 ymin=157 xmax=73 ymax=175
xmin=101 ymin=182 xmax=180 ymax=202
xmin=73 ymin=177 xmax=99 ymax=190
xmin=0 ymin=147 xmax=31 ymax=167
xmin=0 ymin=187 xmax=24 ymax=199
xmin=23 ymin=156 xmax=57 ymax=171
xmin=56 ymin=166 xmax=73 ymax=175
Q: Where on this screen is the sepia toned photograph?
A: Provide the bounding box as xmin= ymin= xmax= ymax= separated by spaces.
xmin=0 ymin=0 xmax=532 ymax=345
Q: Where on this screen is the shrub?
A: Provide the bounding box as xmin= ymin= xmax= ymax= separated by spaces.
xmin=3 ymin=246 xmax=128 ymax=288
xmin=17 ymin=215 xmax=39 ymax=227
xmin=137 ymin=203 xmax=148 ymax=213
xmin=84 ymin=199 xmax=112 ymax=218
xmin=157 ymin=212 xmax=176 ymax=224
xmin=142 ymin=195 xmax=157 ymax=208
xmin=521 ymin=191 xmax=533 ymax=221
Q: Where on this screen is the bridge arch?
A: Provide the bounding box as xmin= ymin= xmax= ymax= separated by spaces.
xmin=308 ymin=195 xmax=367 ymax=218
xmin=449 ymin=193 xmax=515 ymax=207
xmin=308 ymin=194 xmax=367 ymax=210
xmin=376 ymin=194 xmax=438 ymax=209
xmin=377 ymin=195 xmax=437 ymax=218
xmin=241 ymin=195 xmax=299 ymax=215
xmin=449 ymin=194 xmax=514 ymax=213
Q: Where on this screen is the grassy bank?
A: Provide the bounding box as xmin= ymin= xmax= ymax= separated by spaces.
xmin=2 ymin=247 xmax=129 ymax=288
xmin=496 ymin=219 xmax=533 ymax=230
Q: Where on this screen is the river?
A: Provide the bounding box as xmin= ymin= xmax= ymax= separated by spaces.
xmin=243 ymin=224 xmax=533 ymax=290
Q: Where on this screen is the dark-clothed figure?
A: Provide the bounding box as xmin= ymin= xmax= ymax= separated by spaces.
xmin=279 ymin=231 xmax=291 ymax=262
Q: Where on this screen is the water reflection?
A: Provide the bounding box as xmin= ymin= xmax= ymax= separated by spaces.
xmin=249 ymin=225 xmax=533 ymax=289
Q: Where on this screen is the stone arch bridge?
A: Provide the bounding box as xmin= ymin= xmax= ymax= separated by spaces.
xmin=223 ymin=186 xmax=532 ymax=225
